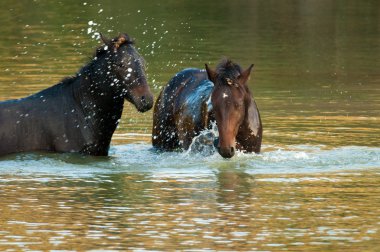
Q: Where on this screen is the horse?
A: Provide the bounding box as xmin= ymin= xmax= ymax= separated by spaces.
xmin=152 ymin=59 xmax=262 ymax=158
xmin=0 ymin=33 xmax=153 ymax=156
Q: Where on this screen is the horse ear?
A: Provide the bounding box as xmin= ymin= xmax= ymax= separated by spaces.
xmin=113 ymin=34 xmax=127 ymax=52
xmin=99 ymin=33 xmax=111 ymax=45
xmin=239 ymin=64 xmax=254 ymax=84
xmin=205 ymin=64 xmax=217 ymax=82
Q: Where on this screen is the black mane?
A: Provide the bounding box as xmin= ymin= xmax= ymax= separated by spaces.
xmin=57 ymin=34 xmax=136 ymax=89
xmin=57 ymin=62 xmax=92 ymax=87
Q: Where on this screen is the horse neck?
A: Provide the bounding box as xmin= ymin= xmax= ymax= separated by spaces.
xmin=72 ymin=65 xmax=124 ymax=133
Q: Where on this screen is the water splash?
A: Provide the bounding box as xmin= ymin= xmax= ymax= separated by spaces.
xmin=186 ymin=122 xmax=219 ymax=156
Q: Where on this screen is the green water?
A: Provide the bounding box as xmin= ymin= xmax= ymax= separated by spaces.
xmin=0 ymin=0 xmax=379 ymax=251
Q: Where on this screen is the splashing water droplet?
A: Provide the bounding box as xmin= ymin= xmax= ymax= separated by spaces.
xmin=187 ymin=122 xmax=219 ymax=156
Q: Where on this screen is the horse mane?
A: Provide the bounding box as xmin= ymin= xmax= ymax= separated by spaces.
xmin=57 ymin=33 xmax=135 ymax=87
xmin=57 ymin=63 xmax=92 ymax=88
xmin=215 ymin=58 xmax=243 ymax=81
xmin=58 ymin=76 xmax=76 ymax=86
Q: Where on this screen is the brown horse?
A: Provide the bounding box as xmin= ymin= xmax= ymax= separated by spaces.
xmin=0 ymin=33 xmax=153 ymax=156
xmin=152 ymin=59 xmax=262 ymax=158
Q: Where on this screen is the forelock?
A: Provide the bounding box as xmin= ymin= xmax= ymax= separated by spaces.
xmin=216 ymin=58 xmax=242 ymax=80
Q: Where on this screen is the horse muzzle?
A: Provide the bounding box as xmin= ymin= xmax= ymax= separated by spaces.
xmin=217 ymin=146 xmax=236 ymax=158
xmin=214 ymin=137 xmax=236 ymax=158
xmin=124 ymin=84 xmax=154 ymax=112
xmin=134 ymin=93 xmax=154 ymax=112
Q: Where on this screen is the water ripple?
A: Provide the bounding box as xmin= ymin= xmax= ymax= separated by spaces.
xmin=0 ymin=144 xmax=379 ymax=178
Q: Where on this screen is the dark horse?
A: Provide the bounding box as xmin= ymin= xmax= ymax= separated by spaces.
xmin=0 ymin=33 xmax=153 ymax=156
xmin=152 ymin=59 xmax=262 ymax=158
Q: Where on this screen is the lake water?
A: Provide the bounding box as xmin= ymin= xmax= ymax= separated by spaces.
xmin=0 ymin=0 xmax=379 ymax=251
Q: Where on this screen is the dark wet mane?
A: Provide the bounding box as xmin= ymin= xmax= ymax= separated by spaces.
xmin=58 ymin=34 xmax=135 ymax=88
xmin=215 ymin=59 xmax=243 ymax=81
xmin=57 ymin=59 xmax=94 ymax=87
xmin=58 ymin=76 xmax=77 ymax=86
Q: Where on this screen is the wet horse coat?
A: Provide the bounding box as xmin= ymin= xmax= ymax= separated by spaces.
xmin=153 ymin=69 xmax=214 ymax=150
xmin=152 ymin=59 xmax=262 ymax=158
xmin=0 ymin=33 xmax=153 ymax=156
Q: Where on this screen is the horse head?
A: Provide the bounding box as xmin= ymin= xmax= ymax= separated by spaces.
xmin=206 ymin=59 xmax=254 ymax=158
xmin=98 ymin=33 xmax=153 ymax=112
